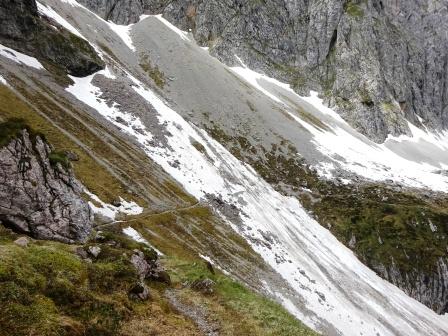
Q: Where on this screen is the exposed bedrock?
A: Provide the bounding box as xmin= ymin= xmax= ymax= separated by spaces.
xmin=0 ymin=123 xmax=93 ymax=243
xmin=80 ymin=0 xmax=448 ymax=143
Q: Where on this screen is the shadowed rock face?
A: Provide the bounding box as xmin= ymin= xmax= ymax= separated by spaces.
xmin=77 ymin=0 xmax=147 ymax=25
xmin=0 ymin=129 xmax=93 ymax=243
xmin=79 ymin=0 xmax=448 ymax=143
xmin=0 ymin=0 xmax=104 ymax=77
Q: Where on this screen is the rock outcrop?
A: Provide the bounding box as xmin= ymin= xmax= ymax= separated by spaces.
xmin=76 ymin=0 xmax=149 ymax=25
xmin=373 ymin=258 xmax=448 ymax=314
xmin=0 ymin=0 xmax=104 ymax=77
xmin=0 ymin=122 xmax=93 ymax=243
xmin=78 ymin=0 xmax=448 ymax=143
xmin=131 ymin=249 xmax=171 ymax=284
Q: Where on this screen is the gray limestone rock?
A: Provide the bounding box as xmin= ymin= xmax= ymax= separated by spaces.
xmin=0 ymin=0 xmax=104 ymax=77
xmin=129 ymin=281 xmax=151 ymax=300
xmin=14 ymin=236 xmax=30 ymax=247
xmin=88 ymin=245 xmax=102 ymax=258
xmin=75 ymin=0 xmax=447 ymax=143
xmin=0 ymin=129 xmax=93 ymax=243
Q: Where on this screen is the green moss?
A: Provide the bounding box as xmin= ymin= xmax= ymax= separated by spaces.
xmin=139 ymin=54 xmax=166 ymax=89
xmin=247 ymin=100 xmax=257 ymax=112
xmin=381 ymin=101 xmax=396 ymax=112
xmin=345 ymin=1 xmax=364 ymax=18
xmin=0 ymin=239 xmax=138 ymax=336
xmin=0 ymin=118 xmax=32 ymax=147
xmin=191 ymin=139 xmax=207 ymax=154
xmin=295 ymin=106 xmax=330 ymax=131
xmin=49 ymin=150 xmax=70 ymax=169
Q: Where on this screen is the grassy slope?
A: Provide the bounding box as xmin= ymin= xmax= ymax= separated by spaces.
xmin=0 ymin=225 xmax=317 ymax=336
xmin=0 ymin=80 xmax=318 ymax=335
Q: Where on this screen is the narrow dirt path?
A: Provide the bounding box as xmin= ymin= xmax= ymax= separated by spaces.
xmin=164 ymin=289 xmax=220 ymax=336
xmin=94 ymin=201 xmax=201 ymax=230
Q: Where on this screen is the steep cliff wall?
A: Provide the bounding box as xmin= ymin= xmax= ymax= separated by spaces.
xmin=79 ymin=0 xmax=448 ymax=143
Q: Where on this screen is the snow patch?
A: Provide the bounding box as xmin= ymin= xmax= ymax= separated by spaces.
xmin=59 ymin=0 xmax=81 ymax=7
xmin=123 ymin=226 xmax=163 ymax=255
xmin=37 ymin=2 xmax=85 ymax=39
xmin=107 ymin=22 xmax=135 ymax=51
xmin=0 ymin=75 xmax=7 ymax=85
xmin=230 ymin=55 xmax=448 ymax=192
xmin=0 ymin=44 xmax=44 ymax=70
xmin=199 ymin=254 xmax=230 ymax=276
xmin=85 ymin=190 xmax=143 ymax=220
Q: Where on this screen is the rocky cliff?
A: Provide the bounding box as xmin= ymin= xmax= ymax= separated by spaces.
xmin=79 ymin=0 xmax=448 ymax=143
xmin=0 ymin=0 xmax=104 ymax=77
xmin=0 ymin=120 xmax=92 ymax=243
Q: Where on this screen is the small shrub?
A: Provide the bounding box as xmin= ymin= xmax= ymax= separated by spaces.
xmin=0 ymin=118 xmax=29 ymax=147
xmin=49 ymin=150 xmax=70 ymax=169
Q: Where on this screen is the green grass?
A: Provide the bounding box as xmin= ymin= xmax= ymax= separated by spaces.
xmin=166 ymin=258 xmax=318 ymax=336
xmin=0 ymin=118 xmax=33 ymax=147
xmin=49 ymin=150 xmax=70 ymax=169
xmin=0 ymin=229 xmax=146 ymax=336
xmin=0 ymin=224 xmax=318 ymax=336
xmin=139 ymin=54 xmax=166 ymax=89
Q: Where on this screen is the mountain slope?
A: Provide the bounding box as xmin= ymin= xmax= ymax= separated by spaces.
xmin=0 ymin=0 xmax=448 ymax=335
xmin=78 ymin=0 xmax=448 ymax=143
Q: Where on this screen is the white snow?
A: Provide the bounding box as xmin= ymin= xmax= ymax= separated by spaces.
xmin=65 ymin=67 xmax=448 ymax=335
xmin=428 ymin=219 xmax=438 ymax=233
xmin=37 ymin=2 xmax=85 ymax=39
xmin=0 ymin=75 xmax=7 ymax=85
xmin=85 ymin=190 xmax=143 ymax=220
xmin=123 ymin=226 xmax=163 ymax=255
xmin=154 ymin=15 xmax=191 ymax=42
xmin=230 ymin=56 xmax=448 ymax=192
xmin=54 ymin=0 xmax=136 ymax=51
xmin=388 ymin=120 xmax=448 ymax=152
xmin=139 ymin=14 xmax=150 ymax=22
xmin=0 ymin=44 xmax=44 ymax=70
xmin=107 ymin=22 xmax=135 ymax=51
xmin=59 ymin=0 xmax=81 ymax=6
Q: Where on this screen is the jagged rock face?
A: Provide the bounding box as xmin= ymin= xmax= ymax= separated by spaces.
xmin=80 ymin=0 xmax=448 ymax=142
xmin=0 ymin=129 xmax=93 ymax=243
xmin=0 ymin=0 xmax=104 ymax=77
xmin=373 ymin=258 xmax=448 ymax=314
xmin=160 ymin=0 xmax=448 ymax=142
xmin=77 ymin=0 xmax=147 ymax=25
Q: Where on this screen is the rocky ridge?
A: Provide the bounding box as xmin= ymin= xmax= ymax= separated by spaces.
xmin=79 ymin=0 xmax=448 ymax=143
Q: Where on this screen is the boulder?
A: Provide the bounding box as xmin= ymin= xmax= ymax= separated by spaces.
xmin=0 ymin=125 xmax=93 ymax=243
xmin=190 ymin=278 xmax=215 ymax=295
xmin=129 ymin=281 xmax=151 ymax=301
xmin=14 ymin=236 xmax=30 ymax=247
xmin=88 ymin=246 xmax=102 ymax=258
